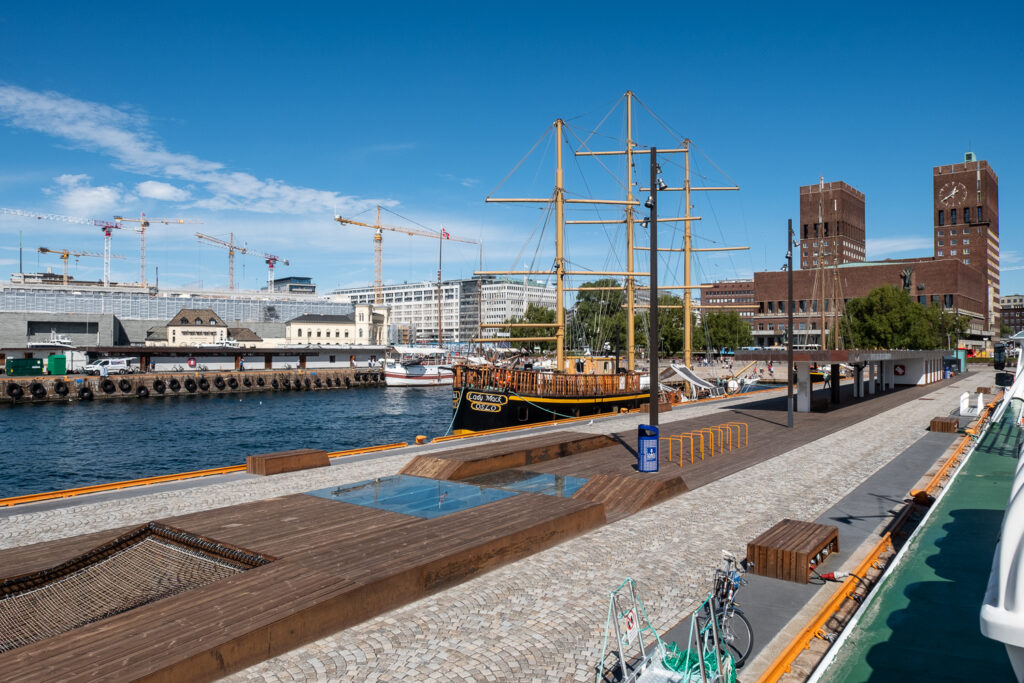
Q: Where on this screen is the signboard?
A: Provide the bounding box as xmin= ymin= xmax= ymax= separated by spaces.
xmin=624 ymin=608 xmax=639 ymax=644
xmin=894 ymin=364 xmax=906 ymax=376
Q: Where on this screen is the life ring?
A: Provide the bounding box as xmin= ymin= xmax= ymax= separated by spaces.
xmin=198 ymin=378 xmax=210 ymax=391
xmin=54 ymin=380 xmax=69 ymax=396
xmin=227 ymin=377 xmax=239 ymax=389
xmin=152 ymin=379 xmax=167 ymax=394
xmin=169 ymin=378 xmax=182 ymax=392
xmin=184 ymin=378 xmax=197 ymax=393
xmin=78 ymin=386 xmax=94 ymax=401
xmin=118 ymin=378 xmax=132 ymax=393
xmin=313 ymin=377 xmax=322 ymax=388
xmin=187 ymin=357 xmax=197 ymax=368
xmin=242 ymin=377 xmax=251 ymax=388
xmin=271 ymin=378 xmax=279 ymax=389
xmin=6 ymin=383 xmax=23 ymax=399
xmin=256 ymin=377 xmax=265 ymax=387
xmin=213 ymin=376 xmax=226 ymax=390
xmin=29 ymin=382 xmax=47 ymax=399
xmin=136 ymin=385 xmax=149 ymax=398
xmin=344 ymin=376 xmax=351 ymax=387
xmin=100 ymin=379 xmax=116 ymax=394
xmin=304 ymin=377 xmax=312 ymax=389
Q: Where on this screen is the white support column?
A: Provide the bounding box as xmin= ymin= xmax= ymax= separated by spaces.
xmin=868 ymin=362 xmax=877 ymax=395
xmin=797 ymin=363 xmax=811 ymax=412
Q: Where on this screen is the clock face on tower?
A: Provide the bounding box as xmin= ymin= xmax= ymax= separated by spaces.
xmin=938 ymin=180 xmax=967 ymax=207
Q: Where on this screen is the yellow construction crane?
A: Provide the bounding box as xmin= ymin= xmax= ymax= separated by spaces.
xmin=194 ymin=232 xmax=289 ymax=291
xmin=333 ymin=205 xmax=478 ymax=305
xmin=114 ymin=213 xmax=202 ymax=285
xmin=37 ymin=246 xmax=124 ymax=285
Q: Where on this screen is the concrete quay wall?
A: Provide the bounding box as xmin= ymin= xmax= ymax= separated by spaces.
xmin=0 ymin=368 xmax=383 ymax=404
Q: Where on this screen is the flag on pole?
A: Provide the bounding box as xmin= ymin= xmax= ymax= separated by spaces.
xmin=441 ymin=227 xmax=450 ymax=239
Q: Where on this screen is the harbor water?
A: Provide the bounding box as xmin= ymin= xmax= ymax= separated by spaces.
xmin=0 ymin=385 xmax=452 ymax=498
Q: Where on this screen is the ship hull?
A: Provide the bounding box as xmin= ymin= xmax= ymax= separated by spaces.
xmin=451 ymin=386 xmax=648 ymax=433
xmin=384 ymin=365 xmax=454 ymax=387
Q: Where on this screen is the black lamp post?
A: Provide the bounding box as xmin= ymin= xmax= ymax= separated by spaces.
xmin=647 ymin=148 xmax=660 ymax=426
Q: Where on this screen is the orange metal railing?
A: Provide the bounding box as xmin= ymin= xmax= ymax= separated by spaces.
xmin=454 ymin=365 xmax=642 ymax=398
xmin=0 ymin=441 xmax=410 ymax=508
xmin=659 ymin=421 xmax=749 ymax=467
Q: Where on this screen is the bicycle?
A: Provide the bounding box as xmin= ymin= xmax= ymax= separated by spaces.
xmin=696 ymin=551 xmax=754 ymax=668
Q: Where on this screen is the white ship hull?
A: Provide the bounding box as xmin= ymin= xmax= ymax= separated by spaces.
xmin=384 ymin=365 xmax=454 ymax=387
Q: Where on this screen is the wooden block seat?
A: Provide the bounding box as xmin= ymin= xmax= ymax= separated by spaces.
xmin=929 ymin=416 xmax=959 ymax=433
xmin=746 ymin=519 xmax=839 ymax=584
xmin=246 ymin=448 xmax=329 ymax=476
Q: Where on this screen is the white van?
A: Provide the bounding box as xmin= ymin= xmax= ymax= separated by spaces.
xmin=84 ymin=358 xmax=137 ymax=375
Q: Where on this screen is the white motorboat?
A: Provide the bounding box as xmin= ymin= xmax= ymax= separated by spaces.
xmin=384 ymin=345 xmax=454 ymax=386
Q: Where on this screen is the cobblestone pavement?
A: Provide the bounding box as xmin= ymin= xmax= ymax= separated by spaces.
xmin=0 ymin=377 xmax=977 ymax=682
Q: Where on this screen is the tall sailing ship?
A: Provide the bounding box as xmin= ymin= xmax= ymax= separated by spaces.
xmin=450 ymin=92 xmax=745 ymax=433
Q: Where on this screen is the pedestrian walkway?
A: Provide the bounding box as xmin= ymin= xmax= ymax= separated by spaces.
xmin=816 ymin=397 xmax=1021 ymax=681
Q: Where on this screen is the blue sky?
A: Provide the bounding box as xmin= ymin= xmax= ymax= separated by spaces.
xmin=1 ymin=2 xmax=1021 ymax=296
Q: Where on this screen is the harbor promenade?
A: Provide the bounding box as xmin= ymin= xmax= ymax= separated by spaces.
xmin=0 ymin=372 xmax=983 ymax=681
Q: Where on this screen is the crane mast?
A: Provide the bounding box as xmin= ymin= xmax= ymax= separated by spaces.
xmin=37 ymin=246 xmax=120 ymax=285
xmin=195 ymin=232 xmax=288 ymax=291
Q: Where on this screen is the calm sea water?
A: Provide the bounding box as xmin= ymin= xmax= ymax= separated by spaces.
xmin=0 ymin=386 xmax=452 ymax=498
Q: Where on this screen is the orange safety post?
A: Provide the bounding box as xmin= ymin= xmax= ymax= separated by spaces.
xmin=696 ymin=427 xmax=716 ymax=458
xmin=659 ymin=436 xmax=679 ymax=464
xmin=679 ymin=432 xmax=697 ymax=464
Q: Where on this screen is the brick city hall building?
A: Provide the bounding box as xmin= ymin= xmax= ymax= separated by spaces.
xmin=701 ymin=153 xmax=999 ymax=352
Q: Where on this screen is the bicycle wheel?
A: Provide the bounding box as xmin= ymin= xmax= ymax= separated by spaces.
xmin=717 ymin=608 xmax=753 ymax=667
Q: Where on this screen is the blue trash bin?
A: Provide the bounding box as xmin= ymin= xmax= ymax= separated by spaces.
xmin=637 ymin=424 xmax=659 ymax=472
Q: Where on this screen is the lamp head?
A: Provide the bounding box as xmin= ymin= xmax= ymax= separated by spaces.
xmin=644 ymin=195 xmax=655 ymax=209
xmin=657 ymin=177 xmax=668 ymax=191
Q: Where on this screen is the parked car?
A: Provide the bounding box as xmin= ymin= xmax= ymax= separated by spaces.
xmin=83 ymin=358 xmax=138 ymax=375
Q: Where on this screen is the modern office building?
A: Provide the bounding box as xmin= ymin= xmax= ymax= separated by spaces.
xmin=698 ymin=279 xmax=756 ymax=320
xmin=1001 ymin=295 xmax=1024 ymax=335
xmin=330 ymin=276 xmax=556 ymax=345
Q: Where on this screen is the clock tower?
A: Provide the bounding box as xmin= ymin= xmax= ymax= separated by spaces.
xmin=933 ymin=152 xmax=999 ymax=335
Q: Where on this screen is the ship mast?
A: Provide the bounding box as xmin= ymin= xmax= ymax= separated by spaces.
xmin=625 ymin=93 xmax=636 ymax=371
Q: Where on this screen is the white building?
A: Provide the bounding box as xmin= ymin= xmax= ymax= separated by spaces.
xmin=284 ymin=304 xmax=389 ymax=346
xmin=330 ymin=277 xmax=556 ymax=345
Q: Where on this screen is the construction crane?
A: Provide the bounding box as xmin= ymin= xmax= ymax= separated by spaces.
xmin=334 ymin=205 xmax=479 ymax=305
xmin=114 ymin=213 xmax=202 ymax=285
xmin=37 ymin=246 xmax=124 ymax=285
xmin=1 ymin=208 xmax=128 ymax=286
xmin=194 ymin=232 xmax=290 ymax=291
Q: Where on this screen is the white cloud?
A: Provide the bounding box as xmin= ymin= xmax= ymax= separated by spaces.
xmin=136 ymin=180 xmax=189 ymax=202
xmin=0 ymin=84 xmax=393 ymax=216
xmin=50 ymin=174 xmax=126 ymax=217
xmin=866 ymin=236 xmax=934 ymax=259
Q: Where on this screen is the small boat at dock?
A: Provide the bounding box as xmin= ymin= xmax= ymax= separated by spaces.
xmin=384 ymin=346 xmax=454 ymax=386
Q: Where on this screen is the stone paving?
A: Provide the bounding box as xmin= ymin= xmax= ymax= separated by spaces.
xmin=0 ymin=377 xmax=977 ymax=681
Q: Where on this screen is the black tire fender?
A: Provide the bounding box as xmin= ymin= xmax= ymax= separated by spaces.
xmin=213 ymin=376 xmax=226 ymax=390
xmin=101 ymin=379 xmax=116 ymax=394
xmin=136 ymin=385 xmax=149 ymax=398
xmin=169 ymin=378 xmax=182 ymax=392
xmin=271 ymin=379 xmax=279 ymax=389
xmin=54 ymin=380 xmax=69 ymax=396
xmin=153 ymin=379 xmax=167 ymax=394
xmin=198 ymin=378 xmax=210 ymax=391
xmin=118 ymin=378 xmax=132 ymax=393
xmin=256 ymin=376 xmax=265 ymax=387
xmin=29 ymin=382 xmax=47 ymax=399
xmin=227 ymin=377 xmax=239 ymax=389
xmin=184 ymin=378 xmax=198 ymax=393
xmin=304 ymin=377 xmax=312 ymax=389
xmin=78 ymin=386 xmax=94 ymax=401
xmin=242 ymin=377 xmax=251 ymax=387
xmin=6 ymin=383 xmax=23 ymax=398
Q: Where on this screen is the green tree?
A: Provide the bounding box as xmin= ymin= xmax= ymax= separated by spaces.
xmin=844 ymin=285 xmax=945 ymax=349
xmin=634 ymin=294 xmax=697 ymax=356
xmin=507 ymin=303 xmax=556 ymax=351
xmin=569 ymin=278 xmax=628 ymax=354
xmin=700 ymin=311 xmax=753 ymax=351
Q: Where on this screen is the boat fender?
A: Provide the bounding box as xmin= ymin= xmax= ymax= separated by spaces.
xmin=242 ymin=377 xmax=251 ymax=388
xmin=344 ymin=376 xmax=351 ymax=387
xmin=271 ymin=379 xmax=279 ymax=389
xmin=213 ymin=376 xmax=226 ymax=390
xmin=304 ymin=377 xmax=311 ymax=389
xmin=153 ymin=379 xmax=167 ymax=394
xmin=280 ymin=378 xmax=290 ymax=389
xmin=100 ymin=379 xmax=116 ymax=394
xmin=5 ymin=383 xmax=23 ymax=399
xmin=354 ymin=373 xmax=363 ymax=382
xmin=169 ymin=378 xmax=182 ymax=392
xmin=118 ymin=378 xmax=132 ymax=393
xmin=136 ymin=385 xmax=149 ymax=398
xmin=29 ymin=382 xmax=47 ymax=399
xmin=184 ymin=378 xmax=198 ymax=393
xmin=54 ymin=380 xmax=69 ymax=396
xmin=256 ymin=376 xmax=265 ymax=387
xmin=78 ymin=386 xmax=94 ymax=401
xmin=314 ymin=377 xmax=322 ymax=388
xmin=198 ymin=378 xmax=210 ymax=391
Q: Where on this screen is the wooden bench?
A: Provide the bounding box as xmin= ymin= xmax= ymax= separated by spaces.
xmin=246 ymin=448 xmax=329 ymax=476
xmin=929 ymin=416 xmax=959 ymax=433
xmin=747 ymin=519 xmax=839 ymax=584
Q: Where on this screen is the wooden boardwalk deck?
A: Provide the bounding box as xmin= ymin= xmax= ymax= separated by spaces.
xmin=0 ymin=380 xmax=952 ymax=680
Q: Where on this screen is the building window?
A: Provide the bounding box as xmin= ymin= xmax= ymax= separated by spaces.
xmin=298 ymin=328 xmax=303 ymax=337
xmin=938 ymin=210 xmax=944 ymax=226
xmin=963 ymin=248 xmax=970 ymax=255
xmin=938 ymin=250 xmax=944 ymax=256
xmin=938 ymin=241 xmax=944 ymax=246
xmin=767 ymin=301 xmax=774 ymax=313
xmin=964 ymin=258 xmax=970 ymax=264
xmin=951 ymin=250 xmax=957 ymax=256
xmin=964 ymin=207 xmax=971 ymax=222
xmin=950 ymin=239 xmax=957 ymax=245
xmin=918 ymin=295 xmax=926 ymax=304
xmin=963 ymin=238 xmax=970 ymax=245
xmin=978 ymin=206 xmax=983 ymax=222
xmin=944 ymin=294 xmax=954 ymax=307
xmin=951 ymin=208 xmax=957 ymax=224
xmin=937 ymin=230 xmax=944 ymax=236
